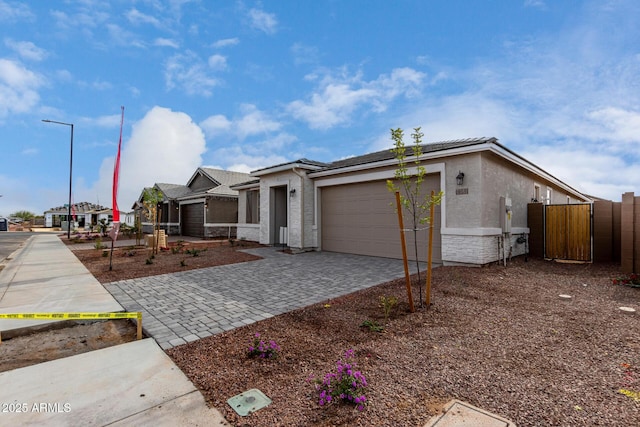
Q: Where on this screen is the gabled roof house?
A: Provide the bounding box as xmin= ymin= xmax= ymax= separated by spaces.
xmin=44 ymin=202 xmax=131 ymax=230
xmin=134 ymin=167 xmax=250 ymax=238
xmin=231 ymin=137 xmax=591 ymax=266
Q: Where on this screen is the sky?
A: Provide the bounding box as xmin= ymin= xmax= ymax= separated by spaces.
xmin=1 ymin=0 xmax=639 ymax=217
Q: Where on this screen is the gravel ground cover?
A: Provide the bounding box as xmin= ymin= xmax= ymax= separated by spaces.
xmin=167 ymin=258 xmax=639 ymax=426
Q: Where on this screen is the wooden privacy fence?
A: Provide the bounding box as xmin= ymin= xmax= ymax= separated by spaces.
xmin=544 ymin=204 xmax=592 ymax=261
xmin=528 ymin=192 xmax=639 ymax=272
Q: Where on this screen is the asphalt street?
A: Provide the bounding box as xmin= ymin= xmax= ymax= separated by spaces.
xmin=0 ymin=232 xmax=34 ymax=263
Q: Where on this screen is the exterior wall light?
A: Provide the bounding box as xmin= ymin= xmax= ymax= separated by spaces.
xmin=456 ymin=171 xmax=465 ymax=186
xmin=289 ymin=188 xmax=296 ymax=197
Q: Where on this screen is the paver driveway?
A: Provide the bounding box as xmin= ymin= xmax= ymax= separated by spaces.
xmin=104 ymin=248 xmax=419 ymax=349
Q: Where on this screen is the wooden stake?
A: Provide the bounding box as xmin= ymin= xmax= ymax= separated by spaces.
xmin=426 ymin=190 xmax=435 ymax=307
xmin=396 ymin=192 xmax=415 ymax=313
xmin=108 ymin=235 xmax=115 ymax=271
xmin=137 ymin=312 xmax=143 ymax=340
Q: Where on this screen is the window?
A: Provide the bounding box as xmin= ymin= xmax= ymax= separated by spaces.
xmin=246 ymin=190 xmax=260 ymax=224
xmin=533 ymin=184 xmax=541 ymax=202
xmin=546 ymin=187 xmax=552 ymax=205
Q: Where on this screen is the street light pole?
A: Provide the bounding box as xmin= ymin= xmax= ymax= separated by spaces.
xmin=42 ymin=119 xmax=74 ymax=239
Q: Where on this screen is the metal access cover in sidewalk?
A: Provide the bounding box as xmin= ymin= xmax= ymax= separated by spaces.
xmin=425 ymin=399 xmax=516 ymax=427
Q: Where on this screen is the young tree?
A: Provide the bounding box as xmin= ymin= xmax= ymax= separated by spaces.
xmin=142 ymin=187 xmax=163 ymax=255
xmin=387 ymin=127 xmax=443 ymax=308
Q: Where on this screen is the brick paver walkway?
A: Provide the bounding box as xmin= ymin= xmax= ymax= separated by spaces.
xmin=104 ymin=248 xmax=418 ymax=349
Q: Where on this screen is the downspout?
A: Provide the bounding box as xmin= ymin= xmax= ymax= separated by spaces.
xmin=291 ymin=167 xmax=306 ymax=249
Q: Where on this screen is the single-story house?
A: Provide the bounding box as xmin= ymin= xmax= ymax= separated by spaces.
xmin=134 ymin=167 xmax=250 ymax=238
xmin=44 ymin=202 xmax=131 ymax=231
xmin=231 ymin=137 xmax=592 ymax=266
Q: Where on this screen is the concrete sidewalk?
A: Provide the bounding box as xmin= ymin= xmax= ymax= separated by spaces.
xmin=0 ymin=234 xmax=228 ymax=426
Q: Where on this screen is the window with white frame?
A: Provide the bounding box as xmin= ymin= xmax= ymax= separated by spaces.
xmin=533 ymin=184 xmax=541 ymax=203
xmin=546 ymin=187 xmax=552 ymax=205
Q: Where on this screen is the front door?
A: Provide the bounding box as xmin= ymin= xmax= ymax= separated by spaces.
xmin=270 ymin=186 xmax=288 ymax=245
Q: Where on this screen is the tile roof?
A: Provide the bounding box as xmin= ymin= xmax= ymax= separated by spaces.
xmin=250 ymin=158 xmax=329 ymax=175
xmin=155 ymin=183 xmax=192 ymax=199
xmin=45 ymin=202 xmax=109 ymax=214
xmin=323 ymin=137 xmax=497 ymax=171
xmin=199 ymin=168 xmax=252 ymax=186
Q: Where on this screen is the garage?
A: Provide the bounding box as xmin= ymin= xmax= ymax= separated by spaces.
xmin=181 ymin=203 xmax=204 ymax=237
xmin=321 ymin=177 xmax=441 ymax=262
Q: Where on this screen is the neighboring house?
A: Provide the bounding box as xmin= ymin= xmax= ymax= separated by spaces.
xmin=44 ymin=202 xmax=124 ymax=231
xmin=231 ymin=137 xmax=592 ymax=266
xmin=134 ymin=167 xmax=250 ymax=238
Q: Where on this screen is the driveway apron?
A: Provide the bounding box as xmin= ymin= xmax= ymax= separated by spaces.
xmin=104 ymin=248 xmax=420 ymax=349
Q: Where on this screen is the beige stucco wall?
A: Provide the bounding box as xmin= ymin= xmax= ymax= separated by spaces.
xmin=256 ymin=170 xmax=315 ymax=249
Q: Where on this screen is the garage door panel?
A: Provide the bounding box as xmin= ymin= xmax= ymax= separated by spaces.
xmin=182 ymin=203 xmax=204 ymax=237
xmin=321 ymin=178 xmax=441 ymax=262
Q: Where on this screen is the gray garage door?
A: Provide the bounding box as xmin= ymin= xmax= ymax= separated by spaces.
xmin=181 ymin=203 xmax=204 ymax=237
xmin=321 ymin=177 xmax=441 ymax=262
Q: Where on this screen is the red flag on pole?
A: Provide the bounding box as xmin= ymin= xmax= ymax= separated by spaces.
xmin=109 ymin=106 xmax=124 ymax=242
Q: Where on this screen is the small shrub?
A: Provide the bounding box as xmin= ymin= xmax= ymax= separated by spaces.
xmin=101 ymin=250 xmax=109 ymax=257
xmin=145 ymin=258 xmax=153 ymax=265
xmin=360 ymin=319 xmax=384 ymax=332
xmin=180 ymin=259 xmax=187 ymax=267
xmin=171 ymin=246 xmax=181 ymax=254
xmin=94 ymin=238 xmax=106 ymax=250
xmin=247 ymin=333 xmax=280 ymax=359
xmin=185 ymin=248 xmax=200 ymax=257
xmin=314 ymin=349 xmax=368 ymax=411
xmin=379 ymin=295 xmax=398 ymax=324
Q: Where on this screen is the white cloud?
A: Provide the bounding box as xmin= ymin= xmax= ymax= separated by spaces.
xmin=211 ymin=145 xmax=288 ymax=174
xmin=80 ymin=114 xmax=122 ymax=128
xmin=248 ymin=7 xmax=278 ymax=34
xmin=288 ymin=67 xmax=426 ymax=130
xmin=212 ymin=37 xmax=239 ymax=48
xmin=154 ymin=38 xmax=179 ymax=48
xmin=200 ymin=105 xmax=283 ymax=141
xmin=524 ymin=0 xmax=546 ymax=9
xmin=208 ymin=54 xmax=228 ymax=71
xmin=235 ymin=104 xmax=282 ymax=140
xmin=106 ymin=23 xmax=146 ymax=48
xmin=0 ymin=1 xmax=34 ymax=22
xmin=0 ymin=58 xmax=44 ymax=117
xmin=4 ymin=39 xmax=47 ymax=61
xmin=21 ymin=148 xmax=38 ymax=155
xmin=291 ymin=43 xmax=320 ymax=66
xmin=86 ymin=106 xmax=207 ymax=211
xmin=200 ymin=114 xmax=232 ymax=137
xmin=520 ymin=144 xmax=638 ymax=201
xmin=126 ymin=8 xmax=162 ymax=27
xmin=165 ymin=51 xmax=221 ymax=96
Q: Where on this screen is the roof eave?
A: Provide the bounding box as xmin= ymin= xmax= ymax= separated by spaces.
xmin=251 ymin=162 xmax=325 ymax=177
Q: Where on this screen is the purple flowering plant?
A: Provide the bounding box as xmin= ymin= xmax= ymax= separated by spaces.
xmin=247 ymin=333 xmax=281 ymax=359
xmin=314 ymin=349 xmax=368 ymax=411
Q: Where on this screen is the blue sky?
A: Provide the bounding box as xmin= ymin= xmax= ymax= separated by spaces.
xmin=1 ymin=0 xmax=639 ymax=217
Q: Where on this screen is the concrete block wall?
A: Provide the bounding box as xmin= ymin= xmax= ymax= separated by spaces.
xmin=442 ymin=233 xmax=528 ymax=265
xmin=236 ymin=224 xmax=260 ymax=242
xmin=204 ymin=225 xmax=236 ymax=239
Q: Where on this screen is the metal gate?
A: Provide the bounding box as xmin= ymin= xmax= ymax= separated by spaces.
xmin=545 ymin=204 xmax=592 ymax=262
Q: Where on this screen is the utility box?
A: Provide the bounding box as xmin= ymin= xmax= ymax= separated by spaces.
xmin=0 ymin=218 xmax=7 ymax=232
xmin=500 ymin=197 xmax=512 ymax=233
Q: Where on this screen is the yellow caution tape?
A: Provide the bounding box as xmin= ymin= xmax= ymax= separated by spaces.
xmin=0 ymin=312 xmax=141 ymax=320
